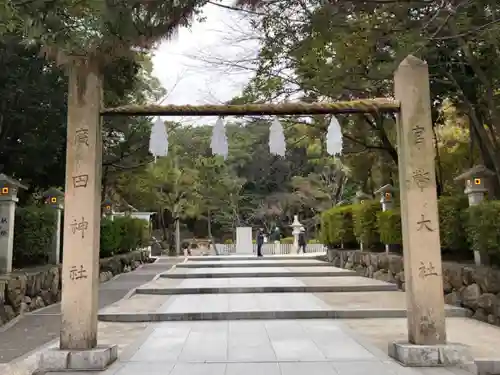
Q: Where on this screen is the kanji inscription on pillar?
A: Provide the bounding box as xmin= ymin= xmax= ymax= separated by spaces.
xmin=394 ymin=55 xmax=446 ymax=345
xmin=60 ymin=64 xmax=103 ymax=350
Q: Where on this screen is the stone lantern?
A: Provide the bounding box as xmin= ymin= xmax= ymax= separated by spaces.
xmin=43 ymin=187 xmax=64 ymax=264
xmin=375 ymin=184 xmax=396 ymax=253
xmin=0 ymin=174 xmax=28 ymax=273
xmin=102 ymin=198 xmax=114 ymax=219
xmin=374 ymin=184 xmax=395 ymax=212
xmin=43 ymin=187 xmax=64 ymax=209
xmin=353 ymin=191 xmax=372 ymax=204
xmin=454 ymin=165 xmax=495 ymax=266
xmin=454 ymin=164 xmax=494 ymax=207
xmin=291 ymin=215 xmax=302 ymax=255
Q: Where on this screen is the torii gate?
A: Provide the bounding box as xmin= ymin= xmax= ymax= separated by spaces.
xmin=42 ymin=55 xmax=472 ymax=371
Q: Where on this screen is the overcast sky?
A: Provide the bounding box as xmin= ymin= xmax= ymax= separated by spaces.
xmin=151 ymin=1 xmax=259 ymax=125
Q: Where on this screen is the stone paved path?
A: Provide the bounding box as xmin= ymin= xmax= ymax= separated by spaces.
xmin=0 ymin=258 xmax=182 ymax=364
xmin=51 ymin=254 xmax=477 ymax=375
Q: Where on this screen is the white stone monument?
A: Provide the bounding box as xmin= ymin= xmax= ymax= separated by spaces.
xmin=236 ymin=227 xmax=253 ymax=254
xmin=0 ymin=174 xmax=27 ymax=273
xmin=43 ymin=187 xmax=65 ymax=265
xmin=291 ymin=215 xmax=302 ymax=255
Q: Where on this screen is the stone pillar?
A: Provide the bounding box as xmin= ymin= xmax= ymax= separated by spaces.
xmin=236 ymin=227 xmax=253 ymax=254
xmin=43 ymin=188 xmax=65 ymax=264
xmin=59 ymin=63 xmax=103 ymax=351
xmin=375 ymin=184 xmax=395 ymax=253
xmin=454 ymin=165 xmax=495 ymax=266
xmin=0 ymin=174 xmax=27 ymax=273
xmin=291 ymin=215 xmax=302 ymax=254
xmin=394 ymin=56 xmax=446 ymax=346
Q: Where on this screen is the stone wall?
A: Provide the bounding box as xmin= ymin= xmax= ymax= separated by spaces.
xmin=324 ymin=249 xmax=500 ymax=325
xmin=0 ymin=250 xmax=151 ymax=326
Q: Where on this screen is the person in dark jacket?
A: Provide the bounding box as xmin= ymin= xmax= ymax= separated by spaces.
xmin=256 ymin=228 xmax=264 ymax=257
xmin=298 ymin=227 xmax=306 ymax=254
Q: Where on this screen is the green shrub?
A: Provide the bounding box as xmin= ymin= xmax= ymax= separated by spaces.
xmin=465 ymin=201 xmax=500 ymax=261
xmin=308 ymin=239 xmax=320 ymax=244
xmin=224 ymin=239 xmax=233 ymax=244
xmin=320 ymin=205 xmax=356 ymax=247
xmin=352 ymin=201 xmax=381 ymax=249
xmin=13 ymin=206 xmax=56 ymax=267
xmin=376 ymin=209 xmax=402 ymax=245
xmin=438 ymin=196 xmax=469 ymax=252
xmin=100 ymin=218 xmax=121 ymax=258
xmin=100 ymin=217 xmax=148 ymax=258
xmin=116 ymin=217 xmax=148 ymax=253
xmin=281 ymin=236 xmax=294 ymax=244
xmin=320 ymin=210 xmax=333 ymax=245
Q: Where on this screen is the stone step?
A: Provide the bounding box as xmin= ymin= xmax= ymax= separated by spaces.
xmin=98 ymin=306 xmax=467 ymax=322
xmin=135 ymin=276 xmax=398 ymax=295
xmin=135 ymin=284 xmax=398 ymax=294
xmin=162 ymin=266 xmax=355 ymax=279
xmin=177 ymin=260 xmax=328 ymax=268
xmin=98 ymin=292 xmax=468 ymax=322
xmin=186 ymin=254 xmax=325 ymax=261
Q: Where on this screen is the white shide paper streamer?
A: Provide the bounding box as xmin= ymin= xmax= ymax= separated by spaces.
xmin=210 ymin=117 xmax=229 ymax=159
xmin=149 ymin=117 xmax=169 ymax=161
xmin=269 ymin=118 xmax=286 ymax=157
xmin=326 ymin=115 xmax=343 ymax=156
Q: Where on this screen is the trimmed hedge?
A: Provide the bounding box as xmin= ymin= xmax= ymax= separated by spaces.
xmin=466 ymin=201 xmax=500 ymax=262
xmin=320 ymin=205 xmax=356 ymax=248
xmin=376 ymin=210 xmax=402 ymax=245
xmin=13 ymin=206 xmax=56 ymax=267
xmin=321 ymin=195 xmax=500 ymax=263
xmin=375 ymin=198 xmax=469 ymax=252
xmin=438 ymin=196 xmax=469 ymax=252
xmin=100 ymin=216 xmax=149 ymax=258
xmin=352 ymin=201 xmax=381 ymax=249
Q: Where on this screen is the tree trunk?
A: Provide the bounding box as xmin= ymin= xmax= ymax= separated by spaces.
xmin=159 ymin=207 xmax=168 ymax=241
xmin=207 ymin=208 xmax=212 ymax=238
xmin=175 ymin=216 xmax=180 ymax=255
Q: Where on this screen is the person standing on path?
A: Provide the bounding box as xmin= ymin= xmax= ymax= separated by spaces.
xmin=298 ymin=227 xmax=307 ymax=254
xmin=256 ymin=228 xmax=265 ymax=257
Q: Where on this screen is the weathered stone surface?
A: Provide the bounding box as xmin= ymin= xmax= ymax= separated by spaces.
xmin=477 ymin=293 xmax=496 ymax=313
xmin=19 ymin=301 xmax=29 ymax=314
xmin=444 ymin=291 xmax=461 ymax=306
xmin=388 ymin=341 xmax=476 ymax=371
xmin=462 ymin=284 xmax=481 ymax=309
xmin=472 ymin=307 xmax=488 ymax=322
xmin=373 ymin=270 xmax=395 ymax=283
xmin=6 ymin=276 xmax=27 ymax=310
xmin=487 ymin=314 xmax=497 ymax=325
xmin=473 ymin=267 xmax=500 ymax=294
xmin=322 ymin=249 xmax=500 ymax=327
xmin=443 ymin=264 xmax=464 ymax=291
xmin=388 ymin=255 xmax=403 ymax=274
xmin=40 ymin=290 xmax=53 ymax=305
xmin=378 ymin=254 xmax=389 ymax=270
xmin=4 ymin=305 xmax=15 ymax=320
